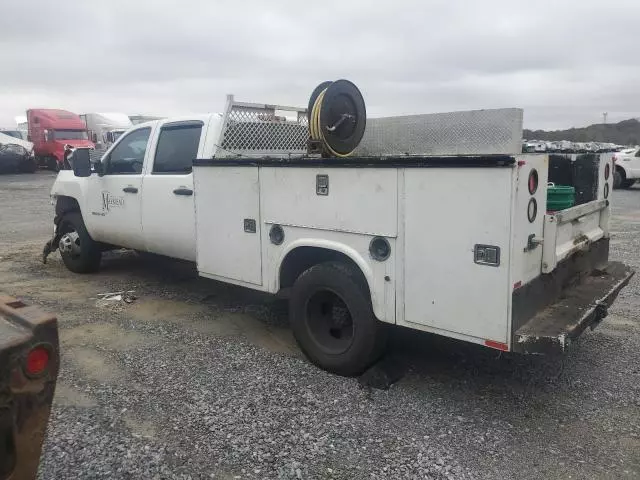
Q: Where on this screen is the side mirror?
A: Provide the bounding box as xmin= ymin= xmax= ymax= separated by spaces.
xmin=72 ymin=148 xmax=92 ymax=177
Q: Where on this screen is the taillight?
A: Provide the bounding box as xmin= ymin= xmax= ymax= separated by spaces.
xmin=612 ymin=155 xmax=617 ymax=163
xmin=528 ymin=169 xmax=539 ymax=195
xmin=604 ymin=163 xmax=610 ymax=180
xmin=24 ymin=346 xmax=50 ymax=377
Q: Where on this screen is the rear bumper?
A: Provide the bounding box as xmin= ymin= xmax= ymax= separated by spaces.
xmin=511 ymin=238 xmax=635 ymax=354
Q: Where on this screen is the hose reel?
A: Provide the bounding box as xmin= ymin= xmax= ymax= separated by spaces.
xmin=307 ymin=79 xmax=366 ymax=157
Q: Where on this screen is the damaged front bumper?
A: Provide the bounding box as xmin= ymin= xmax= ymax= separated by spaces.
xmin=512 ymin=261 xmax=634 ymax=354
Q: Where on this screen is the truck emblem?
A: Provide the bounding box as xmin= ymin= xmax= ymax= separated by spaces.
xmin=101 ymin=191 xmax=124 ymax=211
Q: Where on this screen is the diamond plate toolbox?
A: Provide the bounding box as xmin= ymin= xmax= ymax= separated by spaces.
xmin=353 ymin=108 xmax=523 ymax=156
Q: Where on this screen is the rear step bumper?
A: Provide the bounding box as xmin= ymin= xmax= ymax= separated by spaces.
xmin=513 ymin=261 xmax=634 ymax=354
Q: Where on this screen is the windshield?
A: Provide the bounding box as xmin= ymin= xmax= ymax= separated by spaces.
xmin=1 ymin=130 xmax=24 ymax=139
xmin=53 ymin=129 xmax=88 ymax=140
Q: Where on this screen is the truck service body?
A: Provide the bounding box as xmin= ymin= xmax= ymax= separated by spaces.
xmin=27 ymin=109 xmax=95 ymax=170
xmin=46 ymin=92 xmax=634 ymax=375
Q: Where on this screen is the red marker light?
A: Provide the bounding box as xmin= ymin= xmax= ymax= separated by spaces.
xmin=484 ymin=340 xmax=509 ymax=351
xmin=528 ymin=169 xmax=538 ymax=195
xmin=604 ymin=163 xmax=610 ymax=180
xmin=25 ymin=346 xmax=49 ymax=376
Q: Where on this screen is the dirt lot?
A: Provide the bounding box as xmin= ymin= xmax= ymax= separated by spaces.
xmin=1 ymin=171 xmax=639 ymax=479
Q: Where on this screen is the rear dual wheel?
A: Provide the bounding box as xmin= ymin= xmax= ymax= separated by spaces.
xmin=289 ymin=261 xmax=386 ymax=376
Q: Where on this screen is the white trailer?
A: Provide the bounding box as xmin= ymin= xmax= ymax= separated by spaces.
xmin=45 ymin=89 xmax=634 ymax=376
xmin=80 ymin=113 xmax=133 ymax=149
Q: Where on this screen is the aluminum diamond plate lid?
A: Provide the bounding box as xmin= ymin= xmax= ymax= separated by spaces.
xmin=353 ymin=108 xmax=523 ymax=156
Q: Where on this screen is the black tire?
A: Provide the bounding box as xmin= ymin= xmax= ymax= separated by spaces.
xmin=613 ymin=168 xmax=624 ymax=189
xmin=622 ymin=179 xmax=636 ymax=189
xmin=58 ymin=212 xmax=102 ymax=273
xmin=289 ymin=261 xmax=387 ymax=376
xmin=46 ymin=157 xmax=60 ymax=172
xmin=21 ymin=157 xmax=37 ymax=173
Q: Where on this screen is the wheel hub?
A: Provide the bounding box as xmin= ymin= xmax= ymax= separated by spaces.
xmin=306 ymin=290 xmax=354 ymax=355
xmin=59 ymin=232 xmax=81 ymax=256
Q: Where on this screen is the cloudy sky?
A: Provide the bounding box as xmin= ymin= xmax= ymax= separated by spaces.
xmin=0 ymin=0 xmax=638 ymax=130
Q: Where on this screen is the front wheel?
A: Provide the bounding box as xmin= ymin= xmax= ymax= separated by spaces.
xmin=46 ymin=157 xmax=60 ymax=172
xmin=58 ymin=212 xmax=102 ymax=273
xmin=289 ymin=261 xmax=387 ymax=376
xmin=622 ymin=179 xmax=636 ymax=189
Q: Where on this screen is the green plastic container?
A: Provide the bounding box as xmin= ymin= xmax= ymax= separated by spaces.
xmin=547 ymin=184 xmax=575 ymax=212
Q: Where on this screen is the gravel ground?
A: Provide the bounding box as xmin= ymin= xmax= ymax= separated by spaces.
xmin=0 ymin=171 xmax=638 ymax=479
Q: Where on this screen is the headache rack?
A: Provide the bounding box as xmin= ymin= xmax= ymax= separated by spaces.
xmin=215 ymin=94 xmax=525 ymax=158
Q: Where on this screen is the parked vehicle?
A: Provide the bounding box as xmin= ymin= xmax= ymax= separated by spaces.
xmin=26 ymin=109 xmax=95 ymax=171
xmin=0 ymin=132 xmax=36 ymax=173
xmin=612 ymin=147 xmax=640 ymax=189
xmin=0 ymin=129 xmax=27 ymax=141
xmin=0 ymin=294 xmax=59 ymax=480
xmin=43 ymin=84 xmax=634 ymax=376
xmin=80 ymin=113 xmax=133 ymax=150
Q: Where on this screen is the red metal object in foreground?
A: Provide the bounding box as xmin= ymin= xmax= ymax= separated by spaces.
xmin=0 ymin=295 xmax=59 ymax=480
xmin=25 ymin=347 xmax=50 ymax=377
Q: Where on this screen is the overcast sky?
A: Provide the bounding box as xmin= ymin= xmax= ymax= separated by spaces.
xmin=0 ymin=0 xmax=638 ymax=130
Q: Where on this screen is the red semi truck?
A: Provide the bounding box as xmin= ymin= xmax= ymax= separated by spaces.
xmin=26 ymin=109 xmax=95 ymax=171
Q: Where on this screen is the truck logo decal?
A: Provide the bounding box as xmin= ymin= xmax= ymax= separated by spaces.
xmin=101 ymin=191 xmax=124 ymax=212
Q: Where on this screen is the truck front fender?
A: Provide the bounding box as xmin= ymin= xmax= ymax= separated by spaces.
xmin=50 ymin=172 xmax=86 ymax=218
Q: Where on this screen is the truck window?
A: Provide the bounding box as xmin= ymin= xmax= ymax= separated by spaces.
xmin=53 ymin=130 xmax=89 ymax=140
xmin=106 ymin=127 xmax=151 ymax=174
xmin=152 ymin=122 xmax=203 ymax=174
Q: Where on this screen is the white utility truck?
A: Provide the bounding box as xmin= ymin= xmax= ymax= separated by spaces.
xmin=44 ymin=80 xmax=634 ymax=376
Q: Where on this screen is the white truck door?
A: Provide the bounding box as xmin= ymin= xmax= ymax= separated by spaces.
xmin=84 ymin=126 xmax=152 ymax=250
xmin=140 ymin=120 xmax=202 ymax=261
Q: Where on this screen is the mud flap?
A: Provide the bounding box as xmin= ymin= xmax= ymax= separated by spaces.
xmin=513 ymin=261 xmax=635 ymax=354
xmin=42 ymin=220 xmax=62 ymax=264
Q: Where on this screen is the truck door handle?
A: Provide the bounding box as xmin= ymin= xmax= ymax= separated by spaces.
xmin=173 ymin=188 xmax=193 ymax=196
xmin=122 ymin=186 xmax=138 ymax=194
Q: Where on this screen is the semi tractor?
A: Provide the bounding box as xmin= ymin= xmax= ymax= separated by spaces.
xmin=26 ymin=109 xmax=95 ymax=171
xmin=80 ymin=113 xmax=133 ymax=150
xmin=44 ymin=80 xmax=633 ymax=376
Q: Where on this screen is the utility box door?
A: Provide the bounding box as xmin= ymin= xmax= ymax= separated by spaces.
xmin=194 ymin=166 xmax=262 ymax=285
xmin=402 ymin=168 xmax=513 ymax=342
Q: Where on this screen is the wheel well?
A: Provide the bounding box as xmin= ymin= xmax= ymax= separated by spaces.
xmin=615 ymin=165 xmax=626 ymax=178
xmin=279 ymin=247 xmax=369 ymax=294
xmin=55 ymin=196 xmax=80 ymax=217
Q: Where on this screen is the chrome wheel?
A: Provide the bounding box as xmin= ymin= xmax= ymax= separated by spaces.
xmin=59 ymin=231 xmax=81 ymax=257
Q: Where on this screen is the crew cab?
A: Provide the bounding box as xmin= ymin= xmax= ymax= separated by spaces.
xmin=44 ymin=92 xmax=634 ymax=376
xmin=612 ymin=147 xmax=640 ymax=189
